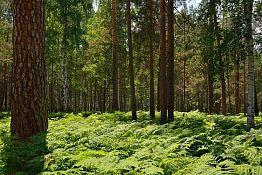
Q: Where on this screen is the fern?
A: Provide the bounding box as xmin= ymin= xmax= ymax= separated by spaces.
xmin=1 ymin=111 xmax=262 ymax=174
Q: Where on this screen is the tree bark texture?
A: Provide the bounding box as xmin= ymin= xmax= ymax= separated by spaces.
xmin=147 ymin=0 xmax=155 ymax=119
xmin=159 ymin=0 xmax=167 ymax=124
xmin=11 ymin=0 xmax=48 ymax=139
xmin=245 ymin=0 xmax=255 ymax=129
xmin=167 ymin=0 xmax=174 ymax=121
xmin=112 ymin=0 xmax=119 ymax=111
xmin=126 ymin=0 xmax=137 ymax=120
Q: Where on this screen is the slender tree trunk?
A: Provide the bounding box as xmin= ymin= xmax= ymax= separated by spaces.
xmin=11 ymin=0 xmax=48 ymax=139
xmin=167 ymin=0 xmax=174 ymax=121
xmin=126 ymin=0 xmax=137 ymax=120
xmin=55 ymin=65 xmax=59 ymax=112
xmin=61 ymin=0 xmax=68 ymax=112
xmin=207 ymin=0 xmax=216 ymax=115
xmin=2 ymin=64 xmax=8 ymax=111
xmin=7 ymin=64 xmax=12 ymax=111
xmin=0 ymin=65 xmax=3 ymax=112
xmin=220 ymin=59 xmax=226 ymax=115
xmin=245 ymin=0 xmax=255 ymax=129
xmin=157 ymin=70 xmax=160 ymax=111
xmin=227 ymin=68 xmax=232 ymax=113
xmin=90 ymin=82 xmax=93 ymax=112
xmin=50 ymin=63 xmax=54 ymax=112
xmin=112 ymin=0 xmax=119 ymax=111
xmin=84 ymin=75 xmax=87 ymax=112
xmin=254 ymin=79 xmax=259 ymax=116
xmin=119 ymin=68 xmax=124 ymax=111
xmin=103 ymin=80 xmax=107 ymax=112
xmin=215 ymin=13 xmax=226 ymax=115
xmin=243 ymin=60 xmax=247 ymax=115
xmin=147 ymin=0 xmax=155 ymax=119
xmin=183 ymin=19 xmax=186 ymax=112
xmin=159 ymin=0 xmax=167 ymax=124
xmin=235 ymin=51 xmax=240 ymax=115
xmin=207 ymin=64 xmax=214 ymax=114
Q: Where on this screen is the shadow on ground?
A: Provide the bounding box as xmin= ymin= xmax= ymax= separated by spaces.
xmin=0 ymin=131 xmax=48 ymax=175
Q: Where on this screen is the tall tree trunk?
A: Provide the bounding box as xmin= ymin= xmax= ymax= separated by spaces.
xmin=84 ymin=75 xmax=87 ymax=112
xmin=214 ymin=11 xmax=226 ymax=115
xmin=103 ymin=80 xmax=107 ymax=112
xmin=220 ymin=59 xmax=226 ymax=115
xmin=11 ymin=0 xmax=48 ymax=139
xmin=112 ymin=0 xmax=119 ymax=111
xmin=3 ymin=65 xmax=8 ymax=111
xmin=61 ymin=0 xmax=68 ymax=112
xmin=0 ymin=65 xmax=3 ymax=112
xmin=254 ymin=79 xmax=259 ymax=116
xmin=126 ymin=0 xmax=137 ymax=120
xmin=207 ymin=0 xmax=216 ymax=115
xmin=50 ymin=63 xmax=54 ymax=112
xmin=147 ymin=0 xmax=155 ymax=119
xmin=159 ymin=0 xmax=167 ymax=124
xmin=183 ymin=19 xmax=186 ymax=112
xmin=245 ymin=0 xmax=255 ymax=129
xmin=227 ymin=68 xmax=232 ymax=113
xmin=167 ymin=0 xmax=174 ymax=121
xmin=235 ymin=51 xmax=240 ymax=115
xmin=157 ymin=70 xmax=160 ymax=111
xmin=207 ymin=65 xmax=214 ymax=114
xmin=55 ymin=65 xmax=59 ymax=112
xmin=243 ymin=60 xmax=247 ymax=115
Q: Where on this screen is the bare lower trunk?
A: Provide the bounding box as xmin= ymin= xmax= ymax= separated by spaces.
xmin=207 ymin=64 xmax=214 ymax=114
xmin=159 ymin=0 xmax=167 ymax=124
xmin=147 ymin=0 xmax=155 ymax=119
xmin=61 ymin=0 xmax=68 ymax=112
xmin=112 ymin=0 xmax=119 ymax=111
xmin=243 ymin=60 xmax=247 ymax=115
xmin=11 ymin=0 xmax=48 ymax=139
xmin=245 ymin=0 xmax=255 ymax=129
xmin=0 ymin=65 xmax=3 ymax=112
xmin=220 ymin=59 xmax=226 ymax=115
xmin=235 ymin=51 xmax=240 ymax=115
xmin=127 ymin=0 xmax=137 ymax=120
xmin=167 ymin=0 xmax=174 ymax=121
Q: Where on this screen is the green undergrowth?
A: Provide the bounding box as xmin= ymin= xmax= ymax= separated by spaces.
xmin=0 ymin=111 xmax=262 ymax=174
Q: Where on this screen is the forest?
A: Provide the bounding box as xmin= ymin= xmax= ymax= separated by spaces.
xmin=0 ymin=0 xmax=262 ymax=174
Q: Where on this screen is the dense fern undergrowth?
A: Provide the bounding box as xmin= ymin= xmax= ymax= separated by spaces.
xmin=0 ymin=111 xmax=262 ymax=175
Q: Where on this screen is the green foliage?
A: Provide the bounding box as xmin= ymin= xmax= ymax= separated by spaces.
xmin=0 ymin=112 xmax=262 ymax=174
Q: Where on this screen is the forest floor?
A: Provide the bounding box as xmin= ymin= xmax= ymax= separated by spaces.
xmin=0 ymin=111 xmax=262 ymax=175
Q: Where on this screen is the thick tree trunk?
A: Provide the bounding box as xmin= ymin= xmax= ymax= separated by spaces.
xmin=112 ymin=0 xmax=119 ymax=111
xmin=11 ymin=0 xmax=48 ymax=139
xmin=159 ymin=0 xmax=167 ymax=124
xmin=126 ymin=0 xmax=137 ymax=120
xmin=167 ymin=0 xmax=174 ymax=121
xmin=245 ymin=0 xmax=255 ymax=129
